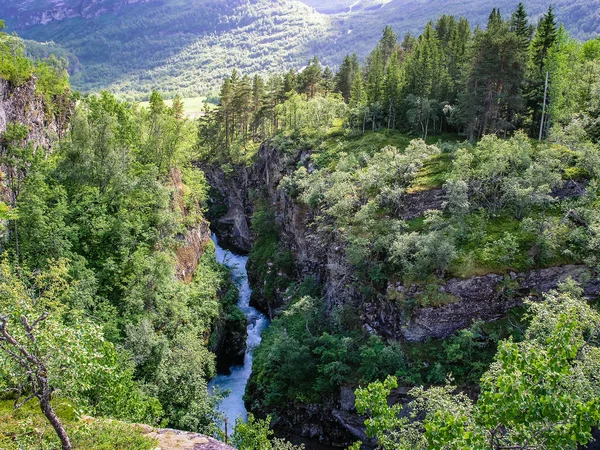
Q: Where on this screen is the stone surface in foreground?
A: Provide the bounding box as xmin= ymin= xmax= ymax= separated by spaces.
xmin=136 ymin=425 xmax=235 ymax=450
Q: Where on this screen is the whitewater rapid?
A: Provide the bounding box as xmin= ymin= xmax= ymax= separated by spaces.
xmin=208 ymin=234 xmax=269 ymax=434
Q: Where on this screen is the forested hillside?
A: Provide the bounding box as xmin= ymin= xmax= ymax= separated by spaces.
xmin=0 ymin=0 xmax=599 ymax=99
xmin=2 ymin=2 xmax=600 ymax=450
xmin=194 ymin=3 xmax=600 ymax=447
xmin=0 ymin=24 xmax=246 ymax=449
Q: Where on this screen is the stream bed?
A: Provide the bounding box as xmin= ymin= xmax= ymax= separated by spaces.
xmin=208 ymin=234 xmax=269 ymax=433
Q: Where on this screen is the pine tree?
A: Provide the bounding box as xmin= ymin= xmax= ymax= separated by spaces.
xmin=349 ymin=68 xmax=368 ymax=133
xmin=299 ymin=56 xmax=322 ymax=99
xmin=335 ymin=54 xmax=357 ymax=102
xmin=458 ymin=12 xmax=526 ymax=138
xmin=446 ymin=17 xmax=471 ymax=102
xmin=219 ymin=77 xmax=234 ymax=150
xmin=365 ymin=45 xmax=385 ymax=105
xmin=404 ymin=22 xmax=448 ymax=101
xmin=251 ymin=75 xmax=266 ymax=139
xmin=401 ymin=33 xmax=417 ymax=53
xmin=531 ymin=6 xmax=558 ymax=71
xmin=282 ymin=68 xmax=297 ymax=100
xmin=384 ymin=52 xmax=403 ymax=129
xmin=322 ymin=66 xmax=335 ymax=93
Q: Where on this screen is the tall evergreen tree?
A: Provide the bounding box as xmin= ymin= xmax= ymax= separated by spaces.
xmin=299 ymin=56 xmax=322 ymax=99
xmin=335 ymin=54 xmax=359 ymax=102
xmin=322 ymin=66 xmax=335 ymax=93
xmin=384 ymin=52 xmax=403 ymax=129
xmin=365 ymin=45 xmax=385 ymax=105
xmin=403 ymin=22 xmax=448 ymax=101
xmin=380 ymin=26 xmax=399 ymax=67
xmin=510 ymin=2 xmax=533 ymax=53
xmin=525 ymin=6 xmax=558 ymax=136
xmin=458 ymin=12 xmax=526 ymax=138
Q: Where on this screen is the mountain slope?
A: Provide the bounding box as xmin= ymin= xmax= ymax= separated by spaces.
xmin=1 ymin=0 xmax=598 ymax=98
xmin=313 ymin=0 xmax=600 ymax=67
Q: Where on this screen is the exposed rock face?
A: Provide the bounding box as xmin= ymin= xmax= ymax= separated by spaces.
xmin=199 ymin=142 xmax=600 ymax=445
xmin=3 ymin=0 xmax=155 ymax=28
xmin=0 ymin=77 xmax=72 ymax=152
xmin=365 ymin=265 xmax=600 ymax=342
xmin=201 ymin=165 xmax=253 ymax=253
xmin=402 ymin=188 xmax=445 ymax=220
xmin=137 ymin=424 xmax=234 ymax=450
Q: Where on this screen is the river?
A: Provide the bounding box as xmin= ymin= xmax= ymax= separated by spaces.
xmin=208 ymin=234 xmax=269 ymax=434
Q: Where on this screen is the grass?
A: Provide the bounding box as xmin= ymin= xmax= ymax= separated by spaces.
xmin=449 ymin=210 xmax=580 ymax=279
xmin=0 ymin=399 xmax=156 ymax=450
xmin=138 ymin=96 xmax=210 ymax=118
xmin=313 ymin=129 xmax=414 ymax=169
xmin=408 ymin=151 xmax=453 ymax=193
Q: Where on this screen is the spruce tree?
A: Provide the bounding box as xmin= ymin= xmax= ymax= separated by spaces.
xmin=365 ymin=45 xmax=385 ymax=105
xmin=335 ymin=54 xmax=356 ymax=102
xmin=510 ymin=2 xmax=532 ymax=53
xmin=525 ymin=6 xmax=558 ymax=135
xmin=384 ymin=52 xmax=403 ymax=129
xmin=322 ymin=66 xmax=335 ymax=93
xmin=380 ymin=25 xmax=399 ymax=67
xmin=299 ymin=56 xmax=322 ymax=99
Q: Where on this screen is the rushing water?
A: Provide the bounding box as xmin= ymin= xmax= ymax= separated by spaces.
xmin=208 ymin=234 xmax=270 ymax=433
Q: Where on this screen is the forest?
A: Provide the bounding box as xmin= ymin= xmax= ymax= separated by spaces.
xmin=1 ymin=2 xmax=600 ymax=450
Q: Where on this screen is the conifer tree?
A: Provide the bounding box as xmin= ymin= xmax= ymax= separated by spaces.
xmin=322 ymin=66 xmax=335 ymax=93
xmin=366 ymin=45 xmax=385 ymax=105
xmin=380 ymin=26 xmax=399 ymax=67
xmin=458 ymin=12 xmax=525 ymax=138
xmin=299 ymin=56 xmax=322 ymax=99
xmin=335 ymin=54 xmax=360 ymax=102
xmin=510 ymin=2 xmax=533 ymax=53
xmin=404 ymin=22 xmax=448 ymax=101
xmin=171 ymin=94 xmax=184 ymax=120
xmin=525 ymin=6 xmax=558 ymax=136
xmin=384 ymin=52 xmax=403 ymax=129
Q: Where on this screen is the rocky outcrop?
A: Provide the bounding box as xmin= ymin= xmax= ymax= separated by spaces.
xmin=200 ymin=141 xmax=600 ymax=445
xmin=402 ymin=188 xmax=445 ymax=220
xmin=0 ymin=77 xmax=72 ymax=152
xmin=136 ymin=424 xmax=234 ymax=450
xmin=267 ymin=398 xmax=360 ymax=448
xmin=201 ymin=165 xmax=253 ymax=253
xmin=365 ymin=265 xmax=600 ymax=342
xmin=3 ymin=0 xmax=155 ymax=28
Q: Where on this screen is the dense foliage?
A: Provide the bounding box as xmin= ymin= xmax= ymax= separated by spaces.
xmin=195 ymin=5 xmax=600 ymax=442
xmin=0 ymin=84 xmax=239 ymax=445
xmin=2 ymin=0 xmax=599 ymax=98
xmin=0 ymin=20 xmax=69 ymax=108
xmin=354 ymin=281 xmax=600 ymax=449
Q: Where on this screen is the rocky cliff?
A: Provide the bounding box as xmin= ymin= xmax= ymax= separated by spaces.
xmin=199 ymin=140 xmax=600 ymax=445
xmin=200 ymin=142 xmax=597 ymax=333
xmin=0 ymin=77 xmax=72 ymax=152
xmin=367 ymin=264 xmax=600 ymax=342
xmin=2 ymin=0 xmax=154 ymax=28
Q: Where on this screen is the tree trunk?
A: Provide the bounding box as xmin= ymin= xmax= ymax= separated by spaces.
xmin=38 ymin=377 xmax=72 ymax=450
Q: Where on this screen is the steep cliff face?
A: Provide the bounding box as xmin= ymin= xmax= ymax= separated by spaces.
xmin=0 ymin=77 xmax=72 ymax=151
xmin=200 ymin=141 xmax=600 ymax=445
xmin=366 ymin=265 xmax=600 ymax=342
xmin=2 ymin=0 xmax=155 ymax=28
xmin=201 ymin=142 xmax=596 ymax=335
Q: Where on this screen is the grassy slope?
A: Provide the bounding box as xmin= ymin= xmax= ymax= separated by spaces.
xmin=306 ymin=129 xmax=583 ymax=279
xmin=0 ymin=400 xmax=155 ymax=450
